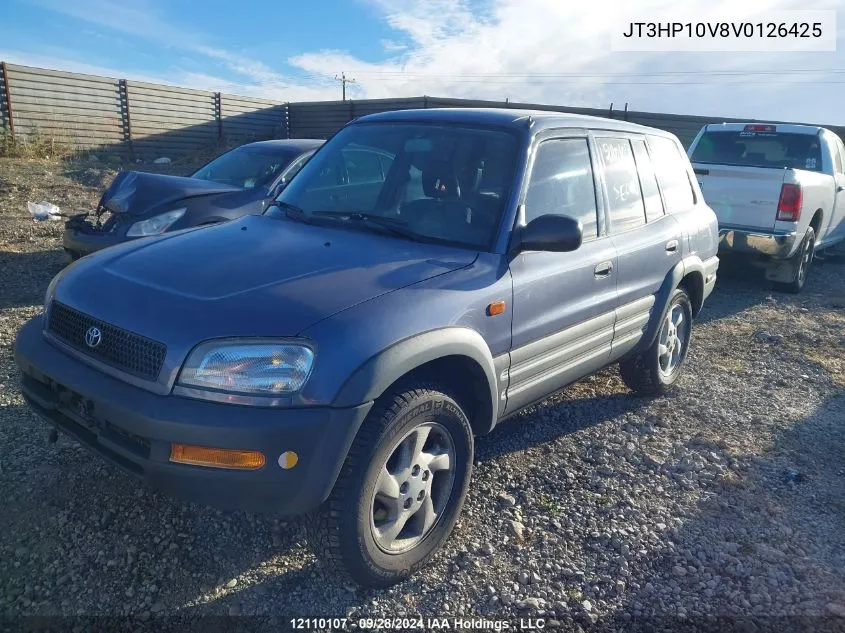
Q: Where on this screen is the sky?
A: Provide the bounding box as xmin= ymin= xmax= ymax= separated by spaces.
xmin=1 ymin=0 xmax=844 ymax=123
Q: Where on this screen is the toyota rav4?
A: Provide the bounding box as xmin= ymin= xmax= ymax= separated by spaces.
xmin=15 ymin=108 xmax=719 ymax=588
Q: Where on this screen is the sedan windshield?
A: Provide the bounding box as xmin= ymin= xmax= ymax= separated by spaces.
xmin=191 ymin=146 xmax=300 ymax=189
xmin=268 ymin=123 xmax=520 ymax=250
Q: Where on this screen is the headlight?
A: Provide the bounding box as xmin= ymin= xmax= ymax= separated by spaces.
xmin=126 ymin=208 xmax=186 ymax=237
xmin=177 ymin=340 xmax=315 ymax=395
xmin=44 ymin=270 xmax=64 ymax=318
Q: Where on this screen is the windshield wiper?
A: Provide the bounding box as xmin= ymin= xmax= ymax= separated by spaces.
xmin=310 ymin=211 xmax=430 ymax=242
xmin=270 ymin=201 xmax=313 ymax=223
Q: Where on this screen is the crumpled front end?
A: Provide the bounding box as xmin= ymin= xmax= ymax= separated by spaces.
xmin=62 ymin=202 xmax=135 ymax=260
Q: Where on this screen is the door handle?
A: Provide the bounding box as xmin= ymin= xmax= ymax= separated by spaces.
xmin=837 ymin=185 xmax=844 ymax=192
xmin=594 ymin=261 xmax=613 ymax=278
xmin=665 ymin=240 xmax=679 ymax=253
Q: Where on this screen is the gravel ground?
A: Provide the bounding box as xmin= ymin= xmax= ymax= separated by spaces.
xmin=1 ymin=156 xmax=845 ymax=632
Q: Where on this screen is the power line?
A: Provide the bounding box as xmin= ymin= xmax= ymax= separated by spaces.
xmin=347 ymin=68 xmax=845 ymax=78
xmin=341 ymin=76 xmax=845 ymax=86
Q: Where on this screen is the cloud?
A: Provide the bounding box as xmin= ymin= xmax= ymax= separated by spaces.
xmin=12 ymin=0 xmax=845 ymax=123
xmin=291 ymin=0 xmax=845 ymax=122
xmin=27 ymin=0 xmax=338 ymax=100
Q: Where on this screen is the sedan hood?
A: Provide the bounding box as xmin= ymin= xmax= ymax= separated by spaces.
xmin=55 ymin=215 xmax=478 ymax=345
xmin=101 ymin=171 xmax=242 ymax=216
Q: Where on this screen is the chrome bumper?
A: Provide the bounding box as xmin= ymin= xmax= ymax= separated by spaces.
xmin=718 ymin=228 xmax=798 ymax=259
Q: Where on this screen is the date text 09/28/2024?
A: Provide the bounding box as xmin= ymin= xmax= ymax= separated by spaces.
xmin=622 ymin=22 xmax=823 ymax=38
xmin=290 ymin=617 xmax=548 ymax=630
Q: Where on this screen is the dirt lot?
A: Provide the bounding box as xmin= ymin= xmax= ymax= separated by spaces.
xmin=1 ymin=156 xmax=844 ymax=631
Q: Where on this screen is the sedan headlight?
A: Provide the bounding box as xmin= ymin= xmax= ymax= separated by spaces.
xmin=126 ymin=208 xmax=186 ymax=237
xmin=177 ymin=340 xmax=315 ymax=395
xmin=44 ymin=271 xmax=62 ymax=311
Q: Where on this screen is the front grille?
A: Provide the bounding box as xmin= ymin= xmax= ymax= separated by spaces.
xmin=47 ymin=302 xmax=166 ymax=381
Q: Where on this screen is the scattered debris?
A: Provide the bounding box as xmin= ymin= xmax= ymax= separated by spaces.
xmin=26 ymin=201 xmax=64 ymax=221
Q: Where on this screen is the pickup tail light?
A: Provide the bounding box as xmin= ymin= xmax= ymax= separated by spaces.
xmin=776 ymin=183 xmax=803 ymax=222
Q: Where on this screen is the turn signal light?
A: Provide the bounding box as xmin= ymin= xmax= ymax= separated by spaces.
xmin=487 ymin=300 xmax=507 ymax=316
xmin=170 ymin=444 xmax=265 ymax=470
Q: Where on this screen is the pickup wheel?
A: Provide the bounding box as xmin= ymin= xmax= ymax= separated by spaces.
xmin=308 ymin=384 xmax=473 ymax=588
xmin=619 ymin=287 xmax=693 ymax=396
xmin=773 ymin=227 xmax=815 ymax=294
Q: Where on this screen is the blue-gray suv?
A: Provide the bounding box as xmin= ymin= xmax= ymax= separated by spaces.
xmin=14 ymin=108 xmax=719 ymax=588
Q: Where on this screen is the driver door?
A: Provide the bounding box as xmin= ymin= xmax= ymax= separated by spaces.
xmin=506 ymin=132 xmax=619 ymax=415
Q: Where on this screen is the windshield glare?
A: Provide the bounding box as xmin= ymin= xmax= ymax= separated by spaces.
xmin=270 ymin=123 xmax=520 ymax=249
xmin=192 ymin=146 xmax=299 ymax=188
xmin=690 ymin=131 xmax=823 ymax=172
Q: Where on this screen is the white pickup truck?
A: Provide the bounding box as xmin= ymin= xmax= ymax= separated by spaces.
xmin=688 ymin=122 xmax=845 ymax=293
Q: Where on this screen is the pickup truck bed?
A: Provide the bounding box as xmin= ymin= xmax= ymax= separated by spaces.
xmin=689 ymin=122 xmax=845 ymax=292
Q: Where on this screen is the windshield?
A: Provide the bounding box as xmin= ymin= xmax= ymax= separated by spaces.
xmin=191 ymin=146 xmax=300 ymax=188
xmin=268 ymin=122 xmax=520 ymax=249
xmin=690 ymin=130 xmax=823 ymax=172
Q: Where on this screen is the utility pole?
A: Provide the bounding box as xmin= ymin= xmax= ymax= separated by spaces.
xmin=334 ymin=71 xmax=356 ymax=101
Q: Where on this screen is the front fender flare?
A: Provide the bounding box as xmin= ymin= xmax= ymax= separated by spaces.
xmin=332 ymin=327 xmax=500 ymax=432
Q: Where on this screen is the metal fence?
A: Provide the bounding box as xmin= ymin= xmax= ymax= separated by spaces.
xmin=2 ymin=62 xmax=844 ymax=158
xmin=0 ymin=63 xmax=288 ymax=159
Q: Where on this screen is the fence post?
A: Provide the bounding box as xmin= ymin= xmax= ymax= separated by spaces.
xmin=623 ymin=102 xmax=629 ymax=121
xmin=1 ymin=62 xmax=16 ymax=138
xmin=349 ymin=99 xmax=355 ymax=122
xmin=214 ymin=92 xmax=223 ymax=144
xmin=283 ymin=103 xmax=290 ymax=139
xmin=118 ymin=79 xmax=134 ymax=162
xmin=423 ymin=95 xmax=428 ymax=109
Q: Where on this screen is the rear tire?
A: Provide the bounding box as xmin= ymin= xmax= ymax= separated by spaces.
xmin=307 ymin=384 xmax=473 ymax=588
xmin=773 ymin=227 xmax=815 ymax=294
xmin=619 ymin=287 xmax=693 ymax=396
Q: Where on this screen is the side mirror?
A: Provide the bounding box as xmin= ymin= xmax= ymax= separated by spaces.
xmin=516 ymin=214 xmax=582 ymax=253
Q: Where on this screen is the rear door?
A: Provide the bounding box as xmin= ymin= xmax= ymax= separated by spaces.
xmin=593 ymin=133 xmax=683 ymax=359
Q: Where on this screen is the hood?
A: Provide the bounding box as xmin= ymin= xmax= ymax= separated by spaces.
xmin=54 ymin=215 xmax=478 ymax=347
xmin=101 ymin=171 xmax=242 ymax=216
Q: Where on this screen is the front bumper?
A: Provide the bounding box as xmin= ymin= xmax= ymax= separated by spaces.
xmin=718 ymin=227 xmax=798 ymax=259
xmin=62 ymin=227 xmax=134 ymax=257
xmin=14 ymin=316 xmax=372 ymax=515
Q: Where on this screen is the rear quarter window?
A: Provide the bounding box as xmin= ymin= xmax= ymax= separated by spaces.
xmin=648 ymin=136 xmax=695 ymax=214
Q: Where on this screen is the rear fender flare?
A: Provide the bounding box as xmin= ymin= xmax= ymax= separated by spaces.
xmin=643 ymin=256 xmax=704 ymax=348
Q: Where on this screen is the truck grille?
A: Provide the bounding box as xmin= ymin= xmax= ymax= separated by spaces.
xmin=47 ymin=302 xmax=166 ymax=381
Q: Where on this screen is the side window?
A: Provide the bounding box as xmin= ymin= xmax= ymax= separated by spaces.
xmin=524 ymin=138 xmax=599 ymax=241
xmin=649 ymin=135 xmax=696 ymax=213
xmin=597 ymin=137 xmax=646 ymax=233
xmin=631 ymin=139 xmax=665 ymax=222
xmin=834 ymin=139 xmax=845 ymax=174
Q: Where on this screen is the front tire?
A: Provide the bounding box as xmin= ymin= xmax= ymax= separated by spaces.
xmin=773 ymin=227 xmax=815 ymax=294
xmin=308 ymin=384 xmax=473 ymax=588
xmin=619 ymin=287 xmax=693 ymax=395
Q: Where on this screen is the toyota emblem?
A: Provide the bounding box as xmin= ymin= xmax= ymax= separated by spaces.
xmin=85 ymin=326 xmax=102 ymax=348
